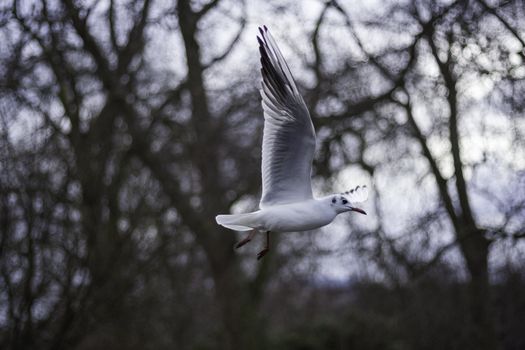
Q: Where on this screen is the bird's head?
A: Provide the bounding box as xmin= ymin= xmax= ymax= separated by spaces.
xmin=329 ymin=185 xmax=368 ymax=215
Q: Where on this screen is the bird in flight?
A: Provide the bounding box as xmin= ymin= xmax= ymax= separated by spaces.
xmin=216 ymin=26 xmax=368 ymax=260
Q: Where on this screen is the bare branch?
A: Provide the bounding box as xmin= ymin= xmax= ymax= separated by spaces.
xmin=117 ymin=0 xmax=152 ymax=74
xmin=477 ymin=0 xmax=525 ymax=59
xmin=396 ymin=98 xmax=459 ymax=229
xmin=203 ymin=16 xmax=246 ymax=70
xmin=109 ymin=0 xmax=119 ymax=51
xmin=426 ymin=32 xmax=476 ymax=227
xmin=196 ymin=0 xmax=222 ymax=19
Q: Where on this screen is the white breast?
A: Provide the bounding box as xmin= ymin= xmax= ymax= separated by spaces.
xmin=255 ymin=200 xmax=336 ymax=233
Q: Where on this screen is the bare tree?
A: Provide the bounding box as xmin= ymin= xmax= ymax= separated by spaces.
xmin=306 ymin=1 xmax=525 ymax=349
xmin=0 ymin=0 xmax=277 ymax=348
xmin=1 ymin=0 xmax=524 ymax=349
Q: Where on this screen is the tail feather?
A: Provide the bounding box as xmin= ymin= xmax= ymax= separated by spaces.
xmin=216 ymin=213 xmax=256 ymax=231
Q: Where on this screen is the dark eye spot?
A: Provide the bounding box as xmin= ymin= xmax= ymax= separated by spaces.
xmin=342 ymin=199 xmax=348 ymax=205
xmin=332 ymin=198 xmax=336 ymax=204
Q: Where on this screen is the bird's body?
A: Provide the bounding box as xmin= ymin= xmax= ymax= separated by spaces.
xmin=215 ymin=26 xmax=369 ymax=259
xmin=217 ymin=197 xmax=337 ymax=233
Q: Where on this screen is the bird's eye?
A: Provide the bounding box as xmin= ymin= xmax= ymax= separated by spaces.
xmin=342 ymin=199 xmax=348 ymax=205
xmin=332 ymin=198 xmax=336 ymax=204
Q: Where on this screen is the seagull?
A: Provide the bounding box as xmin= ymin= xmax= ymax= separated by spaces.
xmin=216 ymin=26 xmax=368 ymax=260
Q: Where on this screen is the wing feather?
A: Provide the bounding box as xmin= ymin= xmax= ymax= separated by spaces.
xmin=257 ymin=26 xmax=316 ymax=208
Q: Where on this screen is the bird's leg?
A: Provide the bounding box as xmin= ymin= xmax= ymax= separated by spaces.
xmin=235 ymin=229 xmax=257 ymax=249
xmin=257 ymin=231 xmax=271 ymax=260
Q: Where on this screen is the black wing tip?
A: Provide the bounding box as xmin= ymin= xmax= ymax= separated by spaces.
xmin=257 ymin=25 xmax=289 ymax=99
xmin=258 ymin=25 xmax=269 ymax=39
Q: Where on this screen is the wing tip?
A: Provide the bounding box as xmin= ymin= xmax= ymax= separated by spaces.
xmin=257 ymin=36 xmax=264 ymax=48
xmin=257 ymin=25 xmax=269 ymax=43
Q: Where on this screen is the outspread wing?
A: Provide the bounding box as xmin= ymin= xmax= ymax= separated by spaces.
xmin=257 ymin=26 xmax=316 ymax=209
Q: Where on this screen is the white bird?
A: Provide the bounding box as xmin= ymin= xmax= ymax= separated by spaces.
xmin=216 ymin=26 xmax=368 ymax=260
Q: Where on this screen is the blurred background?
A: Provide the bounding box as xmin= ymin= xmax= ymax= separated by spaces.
xmin=1 ymin=0 xmax=524 ymax=349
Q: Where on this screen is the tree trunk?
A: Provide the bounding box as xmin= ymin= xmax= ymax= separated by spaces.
xmin=459 ymin=229 xmax=499 ymax=350
xmin=210 ymin=260 xmax=267 ymax=350
xmin=175 ymin=2 xmax=269 ymax=348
